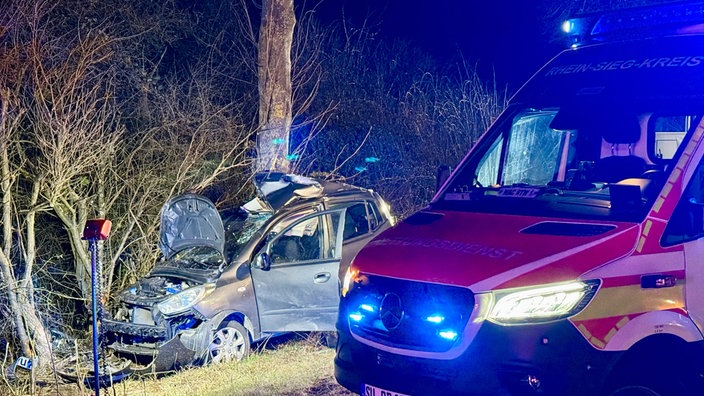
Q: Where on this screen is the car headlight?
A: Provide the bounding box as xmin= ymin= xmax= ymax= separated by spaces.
xmin=157 ymin=283 xmax=215 ymax=316
xmin=488 ymin=280 xmax=599 ymax=325
xmin=341 ymin=267 xmax=358 ymax=297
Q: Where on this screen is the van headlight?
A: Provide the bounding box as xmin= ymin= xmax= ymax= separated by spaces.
xmin=488 ymin=280 xmax=599 ymax=325
xmin=157 ymin=283 xmax=215 ymax=316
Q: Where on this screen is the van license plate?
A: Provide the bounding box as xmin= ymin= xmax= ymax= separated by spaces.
xmin=362 ymin=384 xmax=408 ymax=396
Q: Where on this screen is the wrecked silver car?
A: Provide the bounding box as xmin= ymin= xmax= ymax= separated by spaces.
xmin=101 ymin=174 xmax=394 ymax=374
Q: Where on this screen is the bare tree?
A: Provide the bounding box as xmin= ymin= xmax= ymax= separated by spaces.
xmin=105 ymin=66 xmax=254 ymax=293
xmin=0 ymin=0 xmax=257 ymax=379
xmin=0 ymin=0 xmax=66 ymax=374
xmin=298 ymin=25 xmax=507 ymax=217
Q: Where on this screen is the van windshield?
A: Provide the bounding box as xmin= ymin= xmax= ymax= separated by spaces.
xmin=436 ymin=105 xmax=701 ymax=222
xmin=434 ymin=35 xmax=704 ymax=222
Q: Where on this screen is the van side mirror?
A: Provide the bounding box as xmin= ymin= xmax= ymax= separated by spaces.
xmin=436 ymin=165 xmax=451 ymax=192
xmin=254 ymin=252 xmax=271 ymax=271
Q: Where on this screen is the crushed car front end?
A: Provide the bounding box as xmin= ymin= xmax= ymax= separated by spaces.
xmin=103 ymin=270 xmax=221 ymax=372
xmin=103 ymin=192 xmax=237 ymax=373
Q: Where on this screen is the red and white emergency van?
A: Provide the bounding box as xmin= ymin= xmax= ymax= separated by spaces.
xmin=335 ymin=3 xmax=704 ymax=396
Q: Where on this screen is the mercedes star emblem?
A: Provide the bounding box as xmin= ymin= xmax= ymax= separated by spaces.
xmin=379 ymin=293 xmax=404 ymax=330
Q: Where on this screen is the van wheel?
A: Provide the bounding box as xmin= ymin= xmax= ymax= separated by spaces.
xmin=605 ymin=370 xmax=686 ymax=396
xmin=206 ymin=320 xmax=250 ymax=365
xmin=607 ymin=385 xmax=662 ymax=396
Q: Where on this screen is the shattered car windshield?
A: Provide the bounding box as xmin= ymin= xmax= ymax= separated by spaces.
xmin=171 ymin=245 xmax=224 ymax=268
xmin=223 ymin=208 xmax=273 ymax=260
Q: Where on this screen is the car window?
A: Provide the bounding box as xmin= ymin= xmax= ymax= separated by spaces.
xmin=343 ymin=203 xmax=370 ymax=240
xmin=269 ymin=213 xmax=339 ymax=265
xmin=367 ymin=201 xmax=383 ymax=231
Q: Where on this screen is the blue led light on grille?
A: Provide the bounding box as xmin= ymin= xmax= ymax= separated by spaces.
xmin=349 ymin=312 xmax=364 ymax=322
xmin=426 ymin=314 xmax=445 ymax=324
xmin=438 ymin=329 xmax=458 ymax=341
xmin=360 ymin=304 xmax=376 ymax=313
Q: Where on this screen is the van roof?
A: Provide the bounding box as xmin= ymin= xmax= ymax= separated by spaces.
xmin=563 ymin=1 xmax=704 ymax=47
xmin=514 ymin=34 xmax=704 ymax=108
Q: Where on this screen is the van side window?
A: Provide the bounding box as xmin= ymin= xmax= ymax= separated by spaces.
xmin=662 ymin=163 xmax=704 ymax=246
xmin=650 ymin=115 xmax=691 ymax=161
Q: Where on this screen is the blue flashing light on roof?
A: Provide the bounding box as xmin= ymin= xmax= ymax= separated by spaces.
xmin=364 ymin=157 xmax=381 ymax=163
xmin=562 ymin=16 xmax=593 ymax=47
xmin=355 ymin=166 xmax=368 ymax=173
xmin=562 ymin=17 xmax=590 ymax=36
xmin=561 ymin=20 xmax=571 ymax=34
xmin=563 ymin=1 xmax=704 ymax=47
xmin=272 ymin=138 xmax=285 ymax=145
xmin=285 ymin=153 xmax=300 ymax=161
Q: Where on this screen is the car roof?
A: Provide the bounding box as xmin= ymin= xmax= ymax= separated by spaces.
xmin=254 ymin=173 xmax=376 ymax=212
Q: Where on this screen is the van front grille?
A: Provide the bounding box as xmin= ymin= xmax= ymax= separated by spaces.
xmin=344 ymin=275 xmax=474 ymax=352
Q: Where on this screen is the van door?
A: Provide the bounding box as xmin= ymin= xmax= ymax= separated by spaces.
xmin=251 ymin=209 xmax=345 ymax=332
xmin=661 ymin=117 xmax=704 ymax=335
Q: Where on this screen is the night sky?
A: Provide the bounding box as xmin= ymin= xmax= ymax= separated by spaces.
xmin=314 ymin=0 xmax=564 ymax=90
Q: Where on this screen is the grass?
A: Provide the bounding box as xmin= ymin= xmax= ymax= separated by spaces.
xmin=2 ymin=334 xmax=356 ymax=396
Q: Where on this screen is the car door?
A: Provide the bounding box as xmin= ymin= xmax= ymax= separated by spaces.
xmin=338 ymin=200 xmax=387 ymax=279
xmin=250 ymin=208 xmax=346 ymax=332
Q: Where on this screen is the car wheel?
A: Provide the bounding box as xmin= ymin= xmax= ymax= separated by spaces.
xmin=322 ymin=331 xmax=338 ymax=348
xmin=207 ymin=320 xmax=250 ymax=365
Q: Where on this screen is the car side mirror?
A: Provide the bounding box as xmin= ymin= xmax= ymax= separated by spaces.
xmin=255 ymin=252 xmax=271 ymax=271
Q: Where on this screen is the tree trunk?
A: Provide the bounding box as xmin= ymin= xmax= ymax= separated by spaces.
xmin=0 ymin=92 xmax=51 ymax=373
xmin=257 ymin=0 xmax=295 ymax=173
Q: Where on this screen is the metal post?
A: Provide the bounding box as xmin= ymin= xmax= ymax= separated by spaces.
xmin=89 ymin=238 xmax=100 ymax=396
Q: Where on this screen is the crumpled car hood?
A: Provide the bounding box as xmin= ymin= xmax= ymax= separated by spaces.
xmin=159 ymin=194 xmax=225 ymax=260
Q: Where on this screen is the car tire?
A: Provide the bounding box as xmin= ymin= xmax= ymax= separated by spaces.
xmin=322 ymin=331 xmax=338 ymax=348
xmin=206 ymin=320 xmax=251 ymax=365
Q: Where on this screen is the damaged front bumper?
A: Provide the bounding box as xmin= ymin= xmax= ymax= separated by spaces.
xmin=102 ymin=311 xmax=216 ymax=374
